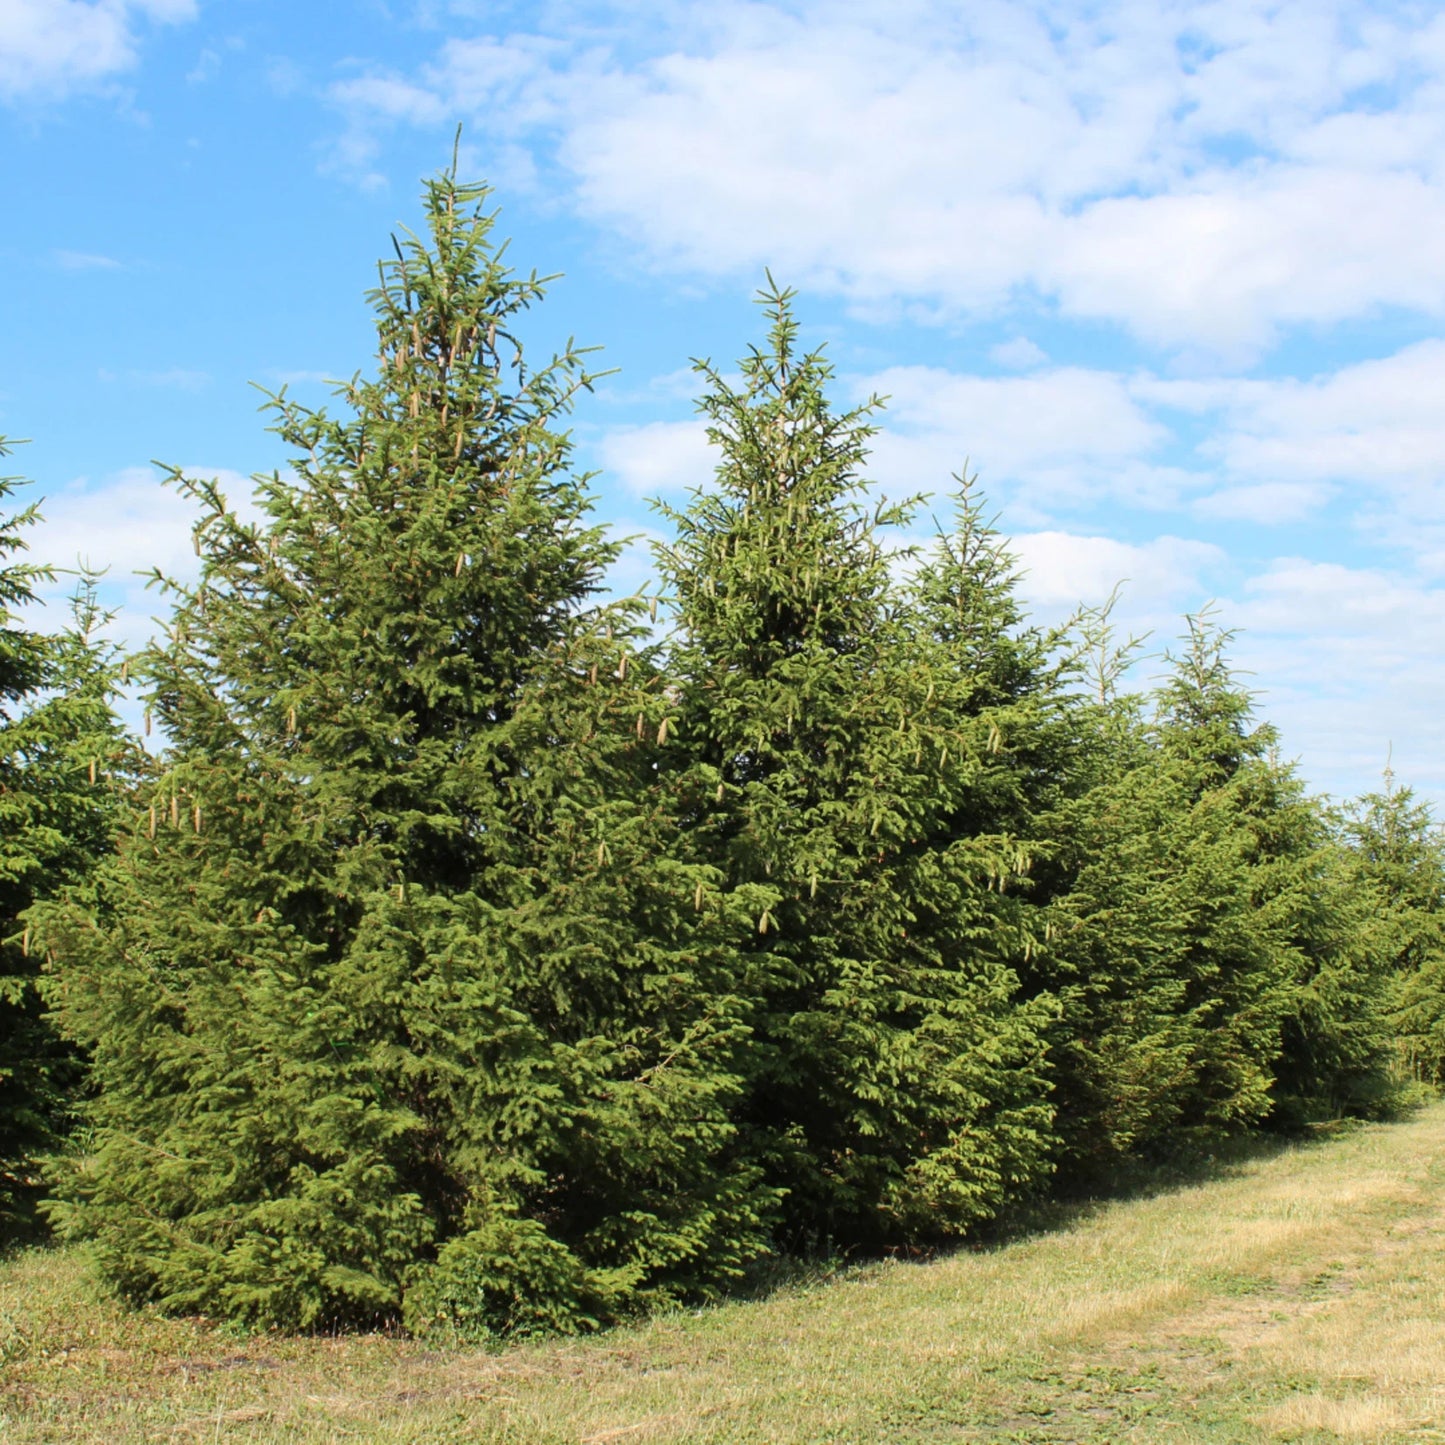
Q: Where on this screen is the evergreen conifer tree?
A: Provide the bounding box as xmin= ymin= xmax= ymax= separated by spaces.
xmin=36 ymin=168 xmax=773 ymax=1332
xmin=1149 ymin=612 xmax=1392 ymax=1132
xmin=1 ymin=449 xmax=134 ymax=1239
xmin=1133 ymin=613 xmax=1292 ymax=1133
xmin=655 ymin=291 xmax=1055 ymax=1248
xmin=1039 ymin=609 xmax=1375 ymax=1171
xmin=1342 ymin=775 xmax=1445 ymax=1085
xmin=1032 ymin=653 xmax=1212 ymax=1174
xmin=1263 ymin=810 xmax=1396 ymax=1126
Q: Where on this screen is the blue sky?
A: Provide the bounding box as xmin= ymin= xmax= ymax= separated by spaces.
xmin=4 ymin=0 xmax=1445 ymax=805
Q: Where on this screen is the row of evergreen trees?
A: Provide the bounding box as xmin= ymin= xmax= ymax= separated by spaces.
xmin=4 ymin=167 xmax=1444 ymax=1336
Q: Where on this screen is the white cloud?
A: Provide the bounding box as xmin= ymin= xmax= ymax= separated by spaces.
xmin=592 ymin=366 xmax=702 ymax=407
xmin=871 ymin=365 xmax=1163 ymax=472
xmin=858 ymin=364 xmax=1189 ymax=522
xmin=327 ymin=0 xmax=1445 ymax=351
xmin=1011 ymin=530 xmax=1224 ymax=611
xmin=264 ymin=56 xmax=304 ymax=98
xmin=185 ymin=44 xmax=219 ymax=86
xmin=1140 ymin=340 xmax=1445 ymax=542
xmin=1048 ymin=169 xmax=1445 ymax=353
xmin=995 ymin=543 xmax=1445 ymax=803
xmin=329 ymin=73 xmax=448 ymax=126
xmin=1193 ymin=481 xmax=1332 ymax=525
xmin=27 ymin=464 xmax=264 ymax=653
xmin=37 ymin=466 xmax=204 ymax=581
xmin=53 ymin=248 xmax=121 ymax=270
xmin=0 ymin=0 xmax=196 ymax=102
xmin=989 ymin=337 xmax=1047 ymax=371
xmin=596 ymin=419 xmax=714 ymax=497
xmin=324 ymin=35 xmax=565 ymax=189
xmin=1226 ymin=558 xmax=1445 ymax=798
xmin=1238 ymin=558 xmax=1445 ymax=650
xmin=845 ymin=340 xmax=1445 ymax=538
xmin=96 ymin=366 xmax=211 ymax=391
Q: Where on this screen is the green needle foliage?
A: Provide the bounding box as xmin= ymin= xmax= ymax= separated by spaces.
xmin=1041 ymin=608 xmax=1400 ymax=1178
xmin=35 ymin=167 xmax=773 ymax=1333
xmin=1 ymin=449 xmax=135 ymax=1242
xmin=1263 ymin=803 xmax=1398 ymax=1127
xmin=1117 ymin=615 xmax=1296 ymax=1137
xmin=1041 ymin=699 xmax=1213 ymax=1174
xmin=655 ymin=290 xmax=1056 ymax=1249
xmin=1342 ymin=776 xmax=1445 ymax=1086
xmin=1151 ymin=615 xmax=1395 ymax=1132
xmin=9 ymin=168 xmax=1436 ymax=1335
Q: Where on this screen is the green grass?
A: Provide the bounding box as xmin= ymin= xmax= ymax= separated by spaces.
xmin=6 ymin=1106 xmax=1445 ymax=1442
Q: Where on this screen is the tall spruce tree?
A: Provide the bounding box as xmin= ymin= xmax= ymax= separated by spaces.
xmin=0 ymin=453 xmax=57 ymax=1238
xmin=1263 ymin=808 xmax=1397 ymax=1126
xmin=1044 ymin=612 xmax=1301 ymax=1172
xmin=897 ymin=488 xmax=1088 ymax=1196
xmin=903 ymin=484 xmax=1080 ymax=851
xmin=36 ymin=168 xmax=774 ymax=1333
xmin=1149 ymin=612 xmax=1392 ymax=1133
xmin=655 ymin=290 xmax=1055 ymax=1248
xmin=1 ymin=450 xmax=134 ymax=1240
xmin=1023 ymin=606 xmax=1224 ymax=1175
xmin=1042 ymin=607 xmax=1398 ymax=1174
xmin=1128 ymin=613 xmax=1290 ymax=1134
xmin=1342 ymin=775 xmax=1445 ymax=1086
xmin=1041 ymin=718 xmax=1207 ymax=1172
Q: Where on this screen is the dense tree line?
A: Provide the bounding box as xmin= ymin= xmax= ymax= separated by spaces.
xmin=1 ymin=449 xmax=139 ymax=1240
xmin=4 ymin=168 xmax=1444 ymax=1334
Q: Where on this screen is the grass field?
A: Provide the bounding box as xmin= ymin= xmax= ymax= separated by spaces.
xmin=5 ymin=1106 xmax=1445 ymax=1444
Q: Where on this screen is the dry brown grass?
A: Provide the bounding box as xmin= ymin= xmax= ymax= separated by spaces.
xmin=6 ymin=1105 xmax=1445 ymax=1442
xmin=1259 ymin=1394 xmax=1412 ymax=1440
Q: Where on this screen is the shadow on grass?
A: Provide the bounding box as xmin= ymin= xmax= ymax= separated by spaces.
xmin=732 ymin=1101 xmax=1435 ymax=1301
xmin=0 ymin=1192 xmax=49 ymax=1264
xmin=972 ymin=1122 xmax=1350 ymax=1254
xmin=4 ymin=1102 xmax=1435 ymax=1342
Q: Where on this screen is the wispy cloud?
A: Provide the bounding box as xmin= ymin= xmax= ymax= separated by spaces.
xmin=264 ymin=55 xmax=305 ymax=98
xmin=53 ymin=248 xmax=122 ymax=270
xmin=1193 ymin=481 xmax=1332 ymax=525
xmin=325 ymin=0 xmax=1445 ymax=356
xmin=597 ymin=419 xmax=714 ymax=497
xmin=266 ymin=369 xmax=339 ymax=388
xmin=26 ymin=463 xmax=266 ymax=655
xmin=186 ymin=45 xmax=220 ymax=85
xmin=97 ymin=366 xmax=211 ymax=391
xmin=1012 ymin=530 xmax=1225 ymax=612
xmin=1226 ymin=559 xmax=1445 ymax=796
xmin=989 ymin=337 xmax=1047 ymax=372
xmin=1138 ymin=341 xmax=1445 ymax=552
xmin=0 ymin=0 xmax=197 ymax=103
xmin=859 ymin=363 xmax=1185 ymax=523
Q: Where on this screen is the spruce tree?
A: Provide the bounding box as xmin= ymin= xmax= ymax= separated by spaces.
xmin=1263 ymin=813 xmax=1396 ymax=1126
xmin=1137 ymin=614 xmax=1289 ymax=1132
xmin=1029 ymin=616 xmax=1215 ymax=1174
xmin=0 ymin=453 xmax=55 ymax=1238
xmin=896 ymin=488 xmax=1089 ymax=1202
xmin=655 ymin=291 xmax=1055 ymax=1248
xmin=1148 ymin=612 xmax=1392 ymax=1133
xmin=902 ymin=483 xmax=1080 ymax=845
xmin=37 ymin=168 xmax=773 ymax=1332
xmin=1342 ymin=775 xmax=1445 ymax=1086
xmin=1039 ymin=609 xmax=1370 ymax=1171
xmin=1 ymin=450 xmax=134 ymax=1240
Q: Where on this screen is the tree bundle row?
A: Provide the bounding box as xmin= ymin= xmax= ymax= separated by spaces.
xmin=3 ymin=168 xmax=1443 ymax=1336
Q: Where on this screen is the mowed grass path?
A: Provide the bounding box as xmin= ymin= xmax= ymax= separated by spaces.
xmin=6 ymin=1106 xmax=1445 ymax=1444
